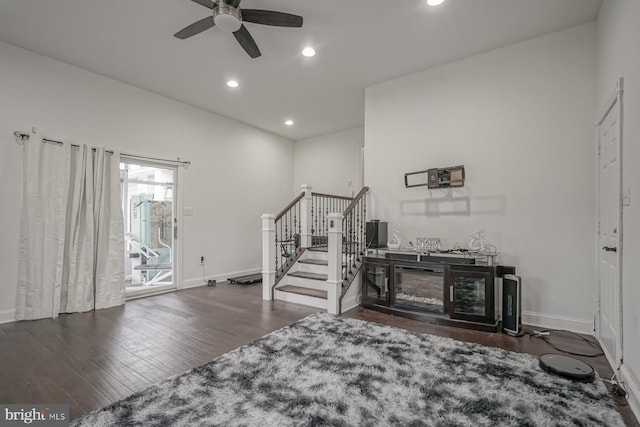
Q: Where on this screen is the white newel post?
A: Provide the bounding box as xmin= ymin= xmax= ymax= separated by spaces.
xmin=299 ymin=184 xmax=313 ymax=248
xmin=327 ymin=213 xmax=343 ymax=315
xmin=261 ymin=214 xmax=276 ymax=300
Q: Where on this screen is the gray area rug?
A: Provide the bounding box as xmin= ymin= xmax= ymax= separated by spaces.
xmin=72 ymin=313 xmax=624 ymax=426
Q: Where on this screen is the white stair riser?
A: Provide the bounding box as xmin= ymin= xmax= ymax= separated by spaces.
xmin=274 ymin=290 xmax=327 ymax=310
xmin=303 ymin=250 xmax=329 ymax=261
xmin=303 ymin=251 xmax=348 ymax=264
xmin=295 ymin=263 xmax=329 ymax=275
xmin=281 ymin=275 xmax=328 ymax=291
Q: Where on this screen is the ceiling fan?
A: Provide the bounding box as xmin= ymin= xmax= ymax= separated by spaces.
xmin=174 ymin=0 xmax=303 ymax=59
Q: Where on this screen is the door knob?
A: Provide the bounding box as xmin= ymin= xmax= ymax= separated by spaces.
xmin=602 ymin=246 xmax=617 ymax=252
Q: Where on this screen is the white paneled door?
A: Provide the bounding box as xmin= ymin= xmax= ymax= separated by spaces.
xmin=596 ymin=79 xmax=623 ymax=367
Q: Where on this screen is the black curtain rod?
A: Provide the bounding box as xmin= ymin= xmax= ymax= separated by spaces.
xmin=13 ymin=131 xmax=191 ymax=167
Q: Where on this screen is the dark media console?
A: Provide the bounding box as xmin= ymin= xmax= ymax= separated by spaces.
xmin=361 ymin=251 xmax=515 ymax=332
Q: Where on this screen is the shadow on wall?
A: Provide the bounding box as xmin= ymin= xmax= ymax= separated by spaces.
xmin=400 ymin=194 xmax=507 ymax=217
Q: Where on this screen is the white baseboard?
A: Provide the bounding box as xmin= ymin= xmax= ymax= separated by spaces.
xmin=181 ymin=267 xmax=262 ymax=290
xmin=0 ymin=309 xmax=16 ymax=325
xmin=621 ymin=365 xmax=640 ymax=422
xmin=126 ymin=286 xmax=177 ymax=301
xmin=522 ymin=311 xmax=594 ymax=335
xmin=180 ymin=278 xmax=209 ymax=290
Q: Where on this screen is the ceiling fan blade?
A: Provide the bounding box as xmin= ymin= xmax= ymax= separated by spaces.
xmin=233 ymin=25 xmax=261 ymax=58
xmin=191 ymin=0 xmax=214 ymax=9
xmin=174 ymin=16 xmax=215 ymax=39
xmin=241 ymin=10 xmax=303 ymax=28
xmin=224 ymin=0 xmax=241 ymax=8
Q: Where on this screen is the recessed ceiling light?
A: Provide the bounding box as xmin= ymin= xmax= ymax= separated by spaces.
xmin=284 ymin=120 xmax=294 ymax=126
xmin=427 ymin=0 xmax=445 ymax=5
xmin=226 ymin=80 xmax=239 ymax=88
xmin=301 ymin=47 xmax=316 ymax=57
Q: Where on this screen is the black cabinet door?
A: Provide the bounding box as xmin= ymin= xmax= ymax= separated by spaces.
xmin=362 ymin=260 xmax=391 ymax=305
xmin=446 ymin=266 xmax=495 ymax=323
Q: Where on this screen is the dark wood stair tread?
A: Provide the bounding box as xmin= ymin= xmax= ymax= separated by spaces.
xmin=277 ymin=285 xmax=327 ymax=299
xmin=298 ymin=259 xmax=328 ymax=266
xmin=287 ymin=271 xmax=328 ymax=281
xmin=308 ymin=246 xmax=328 ymax=252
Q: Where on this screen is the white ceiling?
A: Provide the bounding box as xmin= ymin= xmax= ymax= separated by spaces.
xmin=0 ymin=0 xmax=601 ymax=141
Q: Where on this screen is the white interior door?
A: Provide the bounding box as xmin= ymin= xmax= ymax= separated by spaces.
xmin=596 ymin=79 xmax=623 ymax=366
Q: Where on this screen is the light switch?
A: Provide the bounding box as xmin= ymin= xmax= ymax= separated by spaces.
xmin=622 ymin=188 xmax=631 ymax=206
xmin=183 ymin=207 xmax=194 ymax=216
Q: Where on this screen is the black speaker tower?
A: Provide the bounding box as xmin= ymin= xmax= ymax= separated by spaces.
xmin=502 ymin=274 xmax=523 ymax=336
xmin=365 ymin=220 xmax=388 ymax=249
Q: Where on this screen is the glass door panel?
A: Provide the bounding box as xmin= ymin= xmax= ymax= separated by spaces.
xmin=393 ymin=265 xmax=445 ymax=314
xmin=452 ymin=276 xmax=486 ymax=317
xmin=363 ymin=262 xmax=390 ymax=305
xmin=446 ymin=267 xmax=494 ymax=323
xmin=121 ymin=161 xmax=176 ymax=296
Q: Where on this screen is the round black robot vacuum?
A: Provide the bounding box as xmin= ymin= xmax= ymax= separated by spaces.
xmin=539 ymin=354 xmax=595 ymax=383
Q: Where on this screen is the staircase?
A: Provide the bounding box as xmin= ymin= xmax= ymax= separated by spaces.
xmin=274 ymin=248 xmax=330 ymax=309
xmin=262 ymin=185 xmax=369 ymax=315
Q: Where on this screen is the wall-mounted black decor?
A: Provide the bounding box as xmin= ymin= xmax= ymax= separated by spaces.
xmin=405 ymin=165 xmax=465 ymax=189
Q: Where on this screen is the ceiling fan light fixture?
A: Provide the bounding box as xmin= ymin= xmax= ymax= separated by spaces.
xmin=427 ymin=0 xmax=445 ymax=6
xmin=214 ymin=3 xmax=242 ymax=33
xmin=302 ymin=47 xmax=316 ymax=57
xmin=174 ymin=1 xmax=304 ymax=58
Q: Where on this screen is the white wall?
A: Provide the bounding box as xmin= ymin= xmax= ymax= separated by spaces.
xmin=293 ymin=127 xmax=363 ymax=197
xmin=0 ymin=41 xmax=294 ymax=322
xmin=597 ymin=0 xmax=640 ymax=417
xmin=365 ymin=23 xmax=597 ymax=333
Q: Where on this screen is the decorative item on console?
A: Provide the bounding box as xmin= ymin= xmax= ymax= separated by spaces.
xmin=468 ymin=230 xmax=497 ymax=255
xmin=387 ymin=229 xmax=402 ymax=249
xmin=416 ymin=237 xmax=442 ymax=252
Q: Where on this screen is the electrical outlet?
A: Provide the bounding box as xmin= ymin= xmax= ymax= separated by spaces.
xmin=207 ymin=279 xmax=216 ymax=287
xmin=200 ymin=256 xmax=205 ymax=264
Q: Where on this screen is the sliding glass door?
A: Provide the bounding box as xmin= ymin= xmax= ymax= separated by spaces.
xmin=121 ymin=161 xmax=176 ymax=297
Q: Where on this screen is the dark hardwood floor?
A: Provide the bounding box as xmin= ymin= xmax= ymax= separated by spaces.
xmin=0 ymin=282 xmax=637 ymax=426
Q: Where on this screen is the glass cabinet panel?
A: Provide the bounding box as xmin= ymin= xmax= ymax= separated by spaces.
xmin=446 ymin=267 xmax=495 ymax=323
xmin=393 ymin=265 xmax=445 ymax=314
xmin=452 ymin=276 xmax=486 ymax=317
xmin=363 ymin=262 xmax=390 ymax=305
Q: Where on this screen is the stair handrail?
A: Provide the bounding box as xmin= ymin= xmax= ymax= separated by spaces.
xmin=342 ymin=187 xmax=369 ymax=217
xmin=311 ymin=192 xmax=353 ymax=201
xmin=275 ymin=191 xmax=305 ymax=222
xmin=272 ymin=191 xmax=307 ymax=288
xmin=339 ymin=186 xmax=369 ymax=311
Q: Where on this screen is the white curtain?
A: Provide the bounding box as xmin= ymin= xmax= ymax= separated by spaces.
xmin=16 ymin=136 xmax=125 ymax=320
xmin=61 ymin=144 xmax=94 ymax=313
xmin=92 ymin=147 xmax=125 ymax=310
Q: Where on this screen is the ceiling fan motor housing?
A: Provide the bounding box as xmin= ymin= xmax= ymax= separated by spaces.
xmin=214 ymin=2 xmax=242 ymax=33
